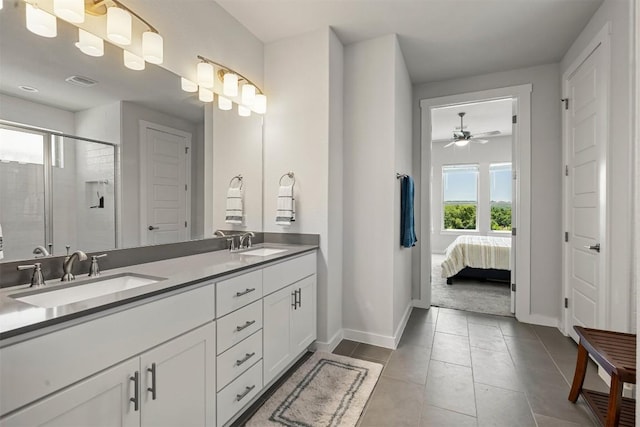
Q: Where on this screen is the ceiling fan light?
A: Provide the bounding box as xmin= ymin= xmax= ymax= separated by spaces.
xmin=253 ymin=94 xmax=267 ymax=114
xmin=142 ymin=31 xmax=163 ymax=64
xmin=123 ymin=50 xmax=145 ymax=71
xmin=198 ymin=87 xmax=213 ymax=103
xmin=223 ymin=72 xmax=238 ymax=97
xmin=454 ymin=139 xmax=469 ymax=147
xmin=241 ymin=84 xmax=256 ymax=106
xmin=75 ymin=29 xmax=104 ymax=57
xmin=107 ymin=6 xmax=131 ymax=45
xmin=180 ymin=77 xmax=198 ymax=93
xmin=26 ymin=4 xmax=57 ymax=38
xmin=218 ymin=96 xmax=232 ymax=111
xmin=53 ymin=0 xmax=84 ymax=23
xmin=197 ymin=62 xmax=214 ymax=88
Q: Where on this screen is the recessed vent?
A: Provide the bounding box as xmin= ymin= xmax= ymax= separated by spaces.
xmin=18 ymin=85 xmax=39 ymax=92
xmin=65 ymin=75 xmax=98 ymax=87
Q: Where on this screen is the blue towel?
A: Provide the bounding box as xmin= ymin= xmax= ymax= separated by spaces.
xmin=400 ymin=176 xmax=417 ymax=248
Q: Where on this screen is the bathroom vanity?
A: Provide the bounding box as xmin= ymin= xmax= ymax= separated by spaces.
xmin=0 ymin=244 xmax=317 ymax=427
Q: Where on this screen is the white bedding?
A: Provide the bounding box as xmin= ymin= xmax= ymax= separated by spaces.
xmin=441 ymin=235 xmax=511 ymax=278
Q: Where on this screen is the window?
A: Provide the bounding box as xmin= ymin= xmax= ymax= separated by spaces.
xmin=0 ymin=128 xmax=44 ymax=164
xmin=490 ymin=162 xmax=512 ymax=231
xmin=442 ymin=164 xmax=478 ymax=230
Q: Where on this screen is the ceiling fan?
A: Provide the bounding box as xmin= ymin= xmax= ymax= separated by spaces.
xmin=444 ymin=112 xmax=501 ymax=148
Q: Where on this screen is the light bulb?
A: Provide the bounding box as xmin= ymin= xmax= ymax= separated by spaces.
xmin=241 ymin=84 xmax=256 ymax=106
xmin=26 ymin=4 xmax=57 ymax=38
xmin=180 ymin=78 xmax=198 ymax=93
xmin=199 ymin=87 xmax=213 ymax=103
xmin=53 ymin=0 xmax=84 ymax=23
xmin=223 ymin=73 xmax=238 ymax=97
xmin=123 ymin=50 xmax=145 ymax=70
xmin=197 ymin=62 xmax=214 ymax=88
xmin=142 ymin=31 xmax=163 ymax=64
xmin=253 ymin=94 xmax=267 ymax=114
xmin=107 ymin=7 xmax=131 ymax=45
xmin=238 ymin=105 xmax=251 ymax=117
xmin=218 ymin=96 xmax=232 ymax=111
xmin=75 ymin=29 xmax=104 ymax=57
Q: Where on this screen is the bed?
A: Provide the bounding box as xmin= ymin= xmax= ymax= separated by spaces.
xmin=441 ymin=235 xmax=511 ymax=285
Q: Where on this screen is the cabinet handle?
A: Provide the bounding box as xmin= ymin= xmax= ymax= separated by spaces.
xmin=296 ymin=288 xmax=302 ymax=308
xmin=236 ymin=320 xmax=256 ymax=331
xmin=130 ymin=371 xmax=140 ymax=411
xmin=236 ymin=385 xmax=256 ymax=402
xmin=235 ymin=352 xmax=256 ymax=367
xmin=291 ymin=291 xmax=297 ymax=310
xmin=235 ymin=288 xmax=256 ymax=297
xmin=147 ymin=362 xmax=157 ymax=400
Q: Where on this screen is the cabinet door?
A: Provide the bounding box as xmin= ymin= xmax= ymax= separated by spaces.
xmin=1 ymin=358 xmax=139 ymax=427
xmin=263 ymin=285 xmax=295 ymax=385
xmin=291 ymin=275 xmax=317 ymax=355
xmin=140 ymin=322 xmax=216 ymax=427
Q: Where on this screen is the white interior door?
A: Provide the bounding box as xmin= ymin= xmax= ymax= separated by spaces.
xmin=510 ymin=99 xmax=517 ymax=314
xmin=141 ymin=123 xmax=191 ymax=245
xmin=565 ymin=41 xmax=607 ymax=342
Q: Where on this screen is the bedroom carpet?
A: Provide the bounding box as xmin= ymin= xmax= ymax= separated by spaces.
xmin=431 ymin=253 xmax=513 ymax=317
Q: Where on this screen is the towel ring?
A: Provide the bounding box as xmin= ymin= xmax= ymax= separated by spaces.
xmin=279 ymin=172 xmax=295 ymax=187
xmin=229 ymin=174 xmax=243 ymax=189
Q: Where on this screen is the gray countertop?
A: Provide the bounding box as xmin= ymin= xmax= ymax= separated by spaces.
xmin=0 ymin=244 xmax=317 ymax=343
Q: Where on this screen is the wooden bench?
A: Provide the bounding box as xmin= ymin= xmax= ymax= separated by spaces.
xmin=568 ymin=326 xmax=636 ymax=427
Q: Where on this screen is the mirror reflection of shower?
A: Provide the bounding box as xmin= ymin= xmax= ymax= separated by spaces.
xmin=0 ymin=124 xmax=117 ymax=262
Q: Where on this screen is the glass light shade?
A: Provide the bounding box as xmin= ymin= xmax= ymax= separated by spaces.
xmin=26 ymin=4 xmax=57 ymax=38
xmin=180 ymin=78 xmax=198 ymax=93
xmin=241 ymin=84 xmax=256 ymax=106
xmin=454 ymin=139 xmax=469 ymax=147
xmin=142 ymin=31 xmax=163 ymax=64
xmin=218 ymin=96 xmax=232 ymax=111
xmin=54 ymin=0 xmax=84 ymax=23
xmin=238 ymin=105 xmax=251 ymax=117
xmin=253 ymin=94 xmax=267 ymax=114
xmin=75 ymin=29 xmax=104 ymax=57
xmin=0 ymin=0 xmax=3 ymax=10
xmin=199 ymin=87 xmax=213 ymax=103
xmin=107 ymin=7 xmax=131 ymax=45
xmin=197 ymin=62 xmax=214 ymax=88
xmin=123 ymin=50 xmax=145 ymax=70
xmin=223 ymin=73 xmax=238 ymax=97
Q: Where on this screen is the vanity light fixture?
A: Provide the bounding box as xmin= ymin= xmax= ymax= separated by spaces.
xmin=241 ymin=84 xmax=256 ymax=106
xmin=106 ymin=6 xmax=131 ymax=45
xmin=26 ymin=3 xmax=57 ymax=38
xmin=198 ymin=87 xmax=213 ymax=103
xmin=238 ymin=105 xmax=251 ymax=117
xmin=223 ymin=72 xmax=238 ymax=97
xmin=123 ymin=50 xmax=144 ymax=70
xmin=142 ymin=31 xmax=163 ymax=64
xmin=181 ymin=78 xmax=198 ymax=93
xmin=253 ymin=94 xmax=267 ymax=114
xmin=0 ymin=0 xmax=3 ymax=10
xmin=53 ymin=0 xmax=84 ymax=23
xmin=218 ymin=96 xmax=232 ymax=111
xmin=197 ymin=62 xmax=214 ymax=88
xmin=75 ymin=28 xmax=104 ymax=56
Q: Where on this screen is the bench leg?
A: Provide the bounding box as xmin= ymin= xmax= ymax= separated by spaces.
xmin=605 ymin=374 xmax=623 ymax=427
xmin=568 ymin=343 xmax=588 ymax=402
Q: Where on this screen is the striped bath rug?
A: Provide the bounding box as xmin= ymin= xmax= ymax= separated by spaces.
xmin=246 ymin=352 xmax=382 ymax=427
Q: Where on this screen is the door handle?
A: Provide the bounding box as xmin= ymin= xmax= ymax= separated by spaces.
xmin=130 ymin=371 xmax=140 ymax=411
xmin=148 ymin=225 xmax=159 ymax=231
xmin=147 ymin=362 xmax=157 ymax=400
xmin=584 ymin=243 xmax=600 ymax=253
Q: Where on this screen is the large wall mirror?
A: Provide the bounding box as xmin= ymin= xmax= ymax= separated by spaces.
xmin=0 ymin=1 xmax=263 ymax=263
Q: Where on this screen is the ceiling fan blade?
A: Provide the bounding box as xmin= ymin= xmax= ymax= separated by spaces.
xmin=470 ymin=139 xmax=488 ymax=144
xmin=443 ymin=141 xmax=456 ymax=148
xmin=471 ymin=130 xmax=501 ymax=138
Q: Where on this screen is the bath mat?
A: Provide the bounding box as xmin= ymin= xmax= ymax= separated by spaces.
xmin=246 ymin=352 xmax=382 ymax=427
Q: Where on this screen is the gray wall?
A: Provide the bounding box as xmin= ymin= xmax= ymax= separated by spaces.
xmin=413 ymin=62 xmax=563 ymax=321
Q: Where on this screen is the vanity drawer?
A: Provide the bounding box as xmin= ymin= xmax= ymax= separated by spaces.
xmin=216 ymin=330 xmax=262 ymax=391
xmin=217 ymin=360 xmax=263 ymax=427
xmin=216 ymin=270 xmax=262 ymax=317
xmin=263 ymin=252 xmax=316 ymax=295
xmin=217 ymin=300 xmax=262 ymax=354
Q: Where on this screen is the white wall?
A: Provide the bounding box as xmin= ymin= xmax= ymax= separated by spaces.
xmin=561 ymin=0 xmax=635 ymax=333
xmin=0 ymin=94 xmax=74 ymax=133
xmin=414 ymin=63 xmax=563 ymax=321
xmin=263 ymin=28 xmax=343 ymax=348
xmin=344 ymin=34 xmax=413 ymax=346
xmin=75 ymin=103 xmax=121 ymax=144
xmin=430 ymin=135 xmax=512 ymax=253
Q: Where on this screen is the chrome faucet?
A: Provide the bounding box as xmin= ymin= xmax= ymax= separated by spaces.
xmin=61 ymin=250 xmax=88 ymax=281
xmin=17 ymin=263 xmax=46 ymax=288
xmin=32 ymin=245 xmax=50 ymax=258
xmin=239 ymin=232 xmax=255 ymax=249
xmin=214 ymin=230 xmax=227 ymax=237
xmin=88 ymin=254 xmax=107 ymax=277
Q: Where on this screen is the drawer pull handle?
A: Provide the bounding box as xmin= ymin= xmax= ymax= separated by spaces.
xmin=292 ymin=291 xmax=297 ymax=310
xmin=236 ymin=385 xmax=256 ymax=402
xmin=130 ymin=371 xmax=140 ymax=411
xmin=235 ymin=288 xmax=256 ymax=297
xmin=236 ymin=352 xmax=256 ymax=367
xmin=236 ymin=320 xmax=256 ymax=331
xmin=147 ymin=362 xmax=157 ymax=400
xmin=296 ymin=288 xmax=302 ymax=308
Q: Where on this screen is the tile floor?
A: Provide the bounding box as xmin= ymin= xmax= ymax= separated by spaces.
xmin=333 ymin=307 xmax=610 ymax=427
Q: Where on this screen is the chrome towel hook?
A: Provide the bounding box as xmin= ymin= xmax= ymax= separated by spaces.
xmin=279 ymin=171 xmax=295 ymax=187
xmin=229 ymin=174 xmax=243 ymax=189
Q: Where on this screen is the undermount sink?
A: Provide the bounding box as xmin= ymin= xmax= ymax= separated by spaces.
xmin=13 ymin=273 xmax=166 ymax=308
xmin=240 ymin=248 xmax=287 ymax=257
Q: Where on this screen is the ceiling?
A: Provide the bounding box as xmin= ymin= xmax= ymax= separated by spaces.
xmin=430 ymin=98 xmax=512 ymax=142
xmin=215 ymin=0 xmax=603 ymax=83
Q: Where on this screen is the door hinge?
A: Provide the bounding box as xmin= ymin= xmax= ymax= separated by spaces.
xmin=561 ymin=98 xmax=569 ymax=110
xmin=565 ymin=165 xmax=569 ymax=176
xmin=512 ymin=227 xmax=517 ymax=236
xmin=185 ymin=184 xmax=188 ymax=191
xmin=185 ymin=147 xmax=189 ymax=154
xmin=512 ymin=170 xmax=517 ymax=180
xmin=185 ymin=221 xmax=188 ymax=228
xmin=512 ymin=115 xmax=517 ymax=124
xmin=564 ymin=231 xmax=569 ymax=242
xmin=511 ymin=283 xmax=516 ymax=292
xmin=564 ymin=297 xmax=569 ymax=308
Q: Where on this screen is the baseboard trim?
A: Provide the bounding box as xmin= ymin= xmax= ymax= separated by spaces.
xmin=313 ymin=329 xmax=344 ymax=353
xmin=342 ymin=328 xmax=396 ymax=349
xmin=393 ymin=303 xmax=413 ymax=348
xmin=412 ymin=299 xmax=430 ymax=309
xmin=518 ymin=313 xmax=559 ymax=328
